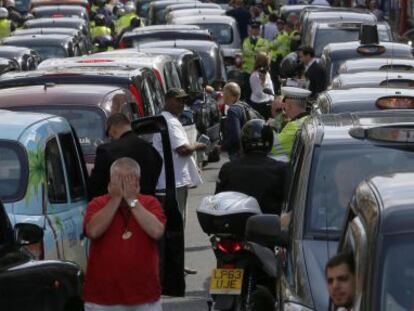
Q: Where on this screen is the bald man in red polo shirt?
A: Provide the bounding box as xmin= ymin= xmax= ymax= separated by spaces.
xmin=83 ymin=157 xmax=166 ymax=311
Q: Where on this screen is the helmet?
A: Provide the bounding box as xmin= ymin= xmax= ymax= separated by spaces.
xmin=0 ymin=7 xmax=8 ymax=18
xmin=124 ymin=1 xmax=135 ymax=14
xmin=94 ymin=13 xmax=106 ymax=26
xmin=241 ymin=119 xmax=274 ymax=154
xmin=93 ymin=34 xmax=113 ymax=49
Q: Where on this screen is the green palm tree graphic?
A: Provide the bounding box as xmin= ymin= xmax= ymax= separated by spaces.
xmin=26 ymin=148 xmax=45 ymax=202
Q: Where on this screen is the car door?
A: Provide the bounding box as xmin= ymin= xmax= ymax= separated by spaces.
xmin=45 ymin=133 xmax=88 ymax=269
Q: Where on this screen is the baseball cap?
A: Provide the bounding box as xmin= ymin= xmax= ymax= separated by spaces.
xmin=165 ymin=88 xmax=189 ymax=99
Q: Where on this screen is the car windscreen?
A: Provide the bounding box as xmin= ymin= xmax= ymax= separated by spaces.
xmin=15 ymin=0 xmax=30 ymax=13
xmin=30 ymin=45 xmax=67 ymax=61
xmin=196 ymin=23 xmax=233 ymax=45
xmin=379 ymin=233 xmax=414 ymax=311
xmin=0 ymin=141 xmax=27 ymax=203
xmin=314 ymin=28 xmax=359 ymax=57
xmin=13 ymin=106 xmax=106 ymax=155
xmin=198 ymin=50 xmax=217 ymax=84
xmin=306 ymin=144 xmax=414 ymax=238
xmin=378 ymin=26 xmax=391 ymax=42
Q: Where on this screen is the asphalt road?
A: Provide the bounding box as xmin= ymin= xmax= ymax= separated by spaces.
xmin=162 ymin=157 xmax=227 ymax=310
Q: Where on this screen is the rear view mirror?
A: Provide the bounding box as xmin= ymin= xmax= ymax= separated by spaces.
xmin=14 ymin=223 xmax=44 ymax=246
xmin=245 ymin=215 xmax=281 ymax=247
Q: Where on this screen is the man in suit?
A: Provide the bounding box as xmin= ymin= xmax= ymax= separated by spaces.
xmin=298 ymin=46 xmax=326 ymax=99
xmin=88 ymin=113 xmax=162 ymax=200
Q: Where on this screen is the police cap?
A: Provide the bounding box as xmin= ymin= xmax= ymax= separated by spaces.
xmin=281 ymin=87 xmax=311 ymax=101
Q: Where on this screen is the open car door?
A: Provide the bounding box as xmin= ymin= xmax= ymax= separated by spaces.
xmin=132 ymin=115 xmax=185 ymax=297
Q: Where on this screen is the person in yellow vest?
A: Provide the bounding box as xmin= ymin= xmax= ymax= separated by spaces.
xmin=259 ymin=0 xmax=274 ymax=24
xmin=115 ymin=1 xmax=143 ymax=36
xmin=242 ymin=22 xmax=269 ymax=74
xmin=0 ymin=8 xmax=11 ymax=39
xmin=91 ymin=14 xmax=112 ymax=41
xmin=271 ymin=87 xmax=310 ymax=162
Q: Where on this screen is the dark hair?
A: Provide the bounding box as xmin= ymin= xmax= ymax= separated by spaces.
xmin=106 ymin=113 xmax=131 ymax=135
xmin=299 ymin=46 xmax=315 ymax=58
xmin=269 ymin=12 xmax=278 ymax=23
xmin=130 ymin=17 xmax=141 ymax=28
xmin=325 ymin=252 xmax=355 ymax=277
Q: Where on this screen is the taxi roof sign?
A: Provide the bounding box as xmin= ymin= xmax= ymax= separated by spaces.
xmin=350 ymin=125 xmax=414 ymax=143
xmin=376 ymin=96 xmax=414 ymax=109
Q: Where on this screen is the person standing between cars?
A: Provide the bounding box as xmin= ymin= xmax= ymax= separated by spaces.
xmin=242 ymin=22 xmax=269 ymax=75
xmin=298 ymin=46 xmax=326 ymax=99
xmin=218 ymin=82 xmax=249 ymax=161
xmin=249 ymin=52 xmax=274 ymax=120
xmin=115 ymin=16 xmax=141 ymax=47
xmin=91 ymin=14 xmax=112 ymax=41
xmin=0 ymin=8 xmax=11 ymax=38
xmin=269 ymin=19 xmax=291 ymax=90
xmin=88 ymin=113 xmax=162 ymax=200
xmin=368 ymin=0 xmax=384 ymax=21
xmin=259 ymin=0 xmax=275 ymax=24
xmin=271 ymin=87 xmax=310 ymax=161
xmin=216 ymin=119 xmax=287 ymax=215
xmin=325 ymin=253 xmax=356 ymax=311
xmin=116 ymin=1 xmax=139 ymax=35
xmin=226 ymin=0 xmax=251 ymax=42
xmin=83 ymin=157 xmax=165 ymax=311
xmin=261 ymin=12 xmax=279 ymax=41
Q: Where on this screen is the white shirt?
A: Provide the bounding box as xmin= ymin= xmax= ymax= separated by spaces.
xmin=261 ymin=22 xmax=278 ymax=41
xmin=153 ymin=111 xmax=202 ymax=190
xmin=249 ymin=71 xmax=275 ymax=103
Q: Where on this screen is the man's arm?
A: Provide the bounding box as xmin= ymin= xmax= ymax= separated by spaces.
xmin=176 ymin=142 xmax=206 ymax=157
xmin=85 ymin=196 xmax=121 ymax=239
xmin=131 ymin=200 xmax=165 ymax=240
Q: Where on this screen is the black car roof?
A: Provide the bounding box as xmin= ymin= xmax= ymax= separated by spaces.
xmin=323 ymin=41 xmax=413 ymax=59
xmin=151 ymin=0 xmax=198 ymax=9
xmin=122 ymin=29 xmax=212 ymax=40
xmin=306 ymin=110 xmax=414 ymax=144
xmin=365 ymin=173 xmax=414 ymax=234
xmin=139 ymin=39 xmax=219 ymax=51
xmin=13 ymin=27 xmax=79 ymax=36
xmin=25 ymin=17 xmax=86 ymax=27
xmin=2 ymin=34 xmax=74 ymax=46
xmin=32 ymin=4 xmax=86 ymax=12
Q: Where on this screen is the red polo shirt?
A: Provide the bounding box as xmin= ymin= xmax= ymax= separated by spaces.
xmin=83 ymin=194 xmax=166 ymax=305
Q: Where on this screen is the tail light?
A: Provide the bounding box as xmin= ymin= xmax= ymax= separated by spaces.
xmin=86 ymin=3 xmax=91 ymax=13
xmin=118 ymin=40 xmax=126 ymax=49
xmin=129 ymin=83 xmax=145 ymax=117
xmin=217 ymin=240 xmax=242 ymax=254
xmin=24 ymin=240 xmax=44 ymax=260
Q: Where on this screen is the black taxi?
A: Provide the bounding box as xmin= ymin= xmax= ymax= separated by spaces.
xmin=330 ymin=71 xmax=414 ymax=90
xmin=0 ymin=198 xmax=83 ymax=310
xmin=338 ymin=57 xmax=414 ymax=74
xmin=314 ymin=87 xmax=414 ymax=114
xmin=268 ymin=110 xmax=414 ymax=310
xmin=338 ymin=171 xmax=414 ymax=310
xmin=320 ymin=41 xmax=413 ymax=86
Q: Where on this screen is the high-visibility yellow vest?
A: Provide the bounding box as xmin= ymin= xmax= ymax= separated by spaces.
xmin=115 ymin=12 xmax=143 ymax=34
xmin=241 ymin=37 xmax=269 ymax=73
xmin=90 ymin=26 xmax=111 ymax=40
xmin=271 ymin=115 xmax=308 ymax=160
xmin=270 ymin=31 xmax=291 ymax=60
xmin=0 ymin=19 xmax=11 ymax=39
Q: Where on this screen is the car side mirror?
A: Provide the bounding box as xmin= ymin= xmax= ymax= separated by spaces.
xmin=14 ymin=223 xmax=44 ymax=246
xmin=245 ymin=215 xmax=281 ymax=247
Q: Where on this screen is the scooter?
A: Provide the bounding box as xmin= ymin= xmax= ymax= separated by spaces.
xmin=197 ymin=192 xmax=277 ymax=311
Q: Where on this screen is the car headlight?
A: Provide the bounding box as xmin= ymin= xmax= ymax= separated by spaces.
xmin=284 ymin=302 xmax=315 ymax=311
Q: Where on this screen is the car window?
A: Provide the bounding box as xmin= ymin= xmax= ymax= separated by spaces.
xmin=45 ymin=137 xmax=67 ymax=204
xmin=314 ymin=28 xmax=359 ymax=57
xmin=164 ymin=62 xmax=182 ymax=90
xmin=197 ymin=50 xmax=217 ymax=85
xmin=379 ymin=233 xmax=414 ymax=311
xmin=0 ymin=142 xmax=27 ymax=203
xmin=150 ymin=75 xmax=165 ymax=114
xmin=12 ymin=106 xmax=106 ymax=156
xmin=141 ymin=78 xmax=156 ymax=116
xmin=306 ymin=144 xmax=414 ymax=237
xmin=197 ymin=23 xmax=233 ymax=45
xmin=30 ymin=45 xmax=67 ymax=61
xmin=58 ymin=133 xmax=86 ymax=202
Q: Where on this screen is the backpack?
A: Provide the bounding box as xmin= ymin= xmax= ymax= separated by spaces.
xmin=234 ymin=101 xmax=264 ymax=122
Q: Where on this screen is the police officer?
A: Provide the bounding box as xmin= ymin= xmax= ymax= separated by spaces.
xmin=216 ymin=119 xmax=287 ymax=215
xmin=4 ymin=0 xmax=22 ymax=29
xmin=242 ymin=22 xmax=269 ymax=74
xmin=115 ymin=1 xmax=142 ymax=35
xmin=271 ymin=87 xmax=310 ymax=161
xmin=0 ymin=8 xmax=11 ymax=39
xmin=91 ymin=14 xmax=112 ymax=41
xmin=269 ymin=19 xmax=291 ymax=90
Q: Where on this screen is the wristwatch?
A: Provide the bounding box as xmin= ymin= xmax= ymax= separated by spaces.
xmin=128 ymin=199 xmax=139 ymax=209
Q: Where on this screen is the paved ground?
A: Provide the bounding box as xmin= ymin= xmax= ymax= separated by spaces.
xmin=162 ymin=157 xmax=226 ymax=310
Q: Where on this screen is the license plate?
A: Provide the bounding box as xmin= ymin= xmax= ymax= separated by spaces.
xmin=210 ymin=268 xmax=244 ymax=295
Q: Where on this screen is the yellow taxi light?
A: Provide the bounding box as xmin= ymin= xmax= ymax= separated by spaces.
xmin=376 ymin=97 xmax=414 ymax=109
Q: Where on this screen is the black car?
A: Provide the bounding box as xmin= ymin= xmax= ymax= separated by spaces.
xmin=32 ymin=5 xmax=89 ymax=21
xmin=140 ymin=39 xmax=227 ymax=88
xmin=320 ymin=41 xmax=413 ymax=86
xmin=338 ymin=172 xmax=414 ymax=310
xmin=0 ymin=199 xmax=83 ymax=310
xmin=0 ymin=46 xmax=39 ymax=71
xmin=24 ymin=17 xmax=90 ymax=44
xmin=269 ymin=110 xmax=414 ymax=310
xmin=0 ymin=67 xmax=164 ymax=118
xmin=13 ymin=27 xmax=90 ymax=55
xmin=315 ymin=87 xmax=414 ymax=114
xmin=118 ymin=28 xmax=213 ymax=49
xmin=1 ymin=34 xmax=81 ymax=61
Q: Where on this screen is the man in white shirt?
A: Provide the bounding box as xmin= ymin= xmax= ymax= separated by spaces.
xmin=261 ymin=12 xmax=278 ymax=41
